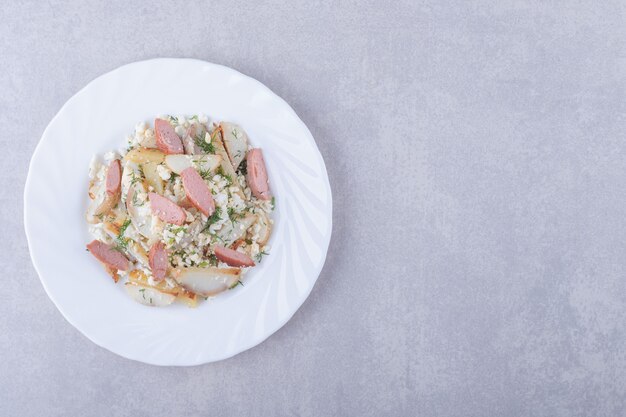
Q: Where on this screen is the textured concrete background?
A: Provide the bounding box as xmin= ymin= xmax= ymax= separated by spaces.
xmin=3 ymin=0 xmax=626 ymax=416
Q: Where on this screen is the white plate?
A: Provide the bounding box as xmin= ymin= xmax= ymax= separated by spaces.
xmin=24 ymin=58 xmax=332 ymax=366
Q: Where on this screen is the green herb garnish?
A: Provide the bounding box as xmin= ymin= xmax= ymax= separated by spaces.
xmin=255 ymin=250 xmax=269 ymax=263
xmin=200 ymin=207 xmax=222 ymax=233
xmin=131 ymin=191 xmax=144 ymax=207
xmin=227 ymin=207 xmax=243 ymax=224
xmin=195 ymin=134 xmax=216 ymax=154
xmin=230 ymin=280 xmax=244 ymax=289
xmin=198 ymin=168 xmax=212 ymax=180
xmin=115 ymin=219 xmax=132 ymax=251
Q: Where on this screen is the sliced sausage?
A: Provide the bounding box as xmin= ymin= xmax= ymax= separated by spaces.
xmin=86 ymin=239 xmax=130 ymax=271
xmin=154 ymin=118 xmax=184 ymax=155
xmin=181 ymin=167 xmax=215 ymax=216
xmin=148 ymin=241 xmax=169 ymax=281
xmin=182 ymin=124 xmax=201 ymax=155
xmin=105 ymin=159 xmax=122 ymax=196
xmin=148 ymin=192 xmax=186 ymax=225
xmin=213 ymin=245 xmax=255 ymax=267
xmin=246 ymin=148 xmax=272 ymax=200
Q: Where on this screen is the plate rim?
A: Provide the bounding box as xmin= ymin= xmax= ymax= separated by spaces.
xmin=23 ymin=57 xmax=333 ymax=366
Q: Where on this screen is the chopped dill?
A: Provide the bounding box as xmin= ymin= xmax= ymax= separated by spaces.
xmin=227 ymin=207 xmax=242 ymax=224
xmin=198 ymin=168 xmax=212 ymax=180
xmin=200 ymin=207 xmax=222 ymax=233
xmin=195 ymin=134 xmax=216 ymax=154
xmin=129 ymin=168 xmax=144 ymax=186
xmin=131 ymin=191 xmax=144 ymax=207
xmin=255 ymin=250 xmax=269 ymax=263
xmin=115 ymin=219 xmax=132 ymax=251
xmin=169 ymin=226 xmax=187 ymax=235
xmin=215 ymin=167 xmax=233 ymax=186
xmin=230 ymin=280 xmax=244 ymax=289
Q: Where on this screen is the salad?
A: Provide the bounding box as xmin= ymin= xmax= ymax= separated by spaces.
xmin=85 ymin=115 xmax=274 ymax=307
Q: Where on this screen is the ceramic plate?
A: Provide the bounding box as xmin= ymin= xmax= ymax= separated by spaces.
xmin=24 ymin=58 xmax=332 ymax=366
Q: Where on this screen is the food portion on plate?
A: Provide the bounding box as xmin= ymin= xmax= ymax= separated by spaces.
xmin=86 ymin=115 xmax=274 ymax=307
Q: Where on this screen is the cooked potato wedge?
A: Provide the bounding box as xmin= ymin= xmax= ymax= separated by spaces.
xmin=124 ymin=147 xmax=165 ymax=165
xmin=125 ymin=282 xmax=176 ymax=307
xmin=102 ymin=222 xmax=150 ymax=267
xmin=121 ymin=162 xmax=154 ymax=239
xmin=164 ymin=154 xmax=222 ymax=175
xmin=86 ymin=182 xmax=117 ymax=223
xmin=219 ymin=122 xmax=248 ymax=171
xmin=256 ymin=211 xmax=272 ymax=246
xmin=128 ymin=269 xmax=180 ymax=295
xmin=211 ymin=127 xmax=245 ymax=198
xmin=172 ymin=267 xmax=241 ymax=297
xmin=217 ymin=213 xmax=257 ymax=246
xmin=126 ymin=185 xmax=154 ymax=240
xmin=176 ymin=289 xmax=198 ymax=307
xmin=142 ymin=162 xmax=164 ymax=194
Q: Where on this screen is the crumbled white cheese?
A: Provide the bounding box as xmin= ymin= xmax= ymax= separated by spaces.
xmin=156 ymin=164 xmax=171 ymax=180
xmin=135 ymin=122 xmax=147 ymax=134
xmin=198 ymin=114 xmax=209 ymax=124
xmin=214 ymin=192 xmax=228 ymax=206
xmin=103 ymin=151 xmax=117 ymax=163
xmin=175 ymin=125 xmax=185 ymax=136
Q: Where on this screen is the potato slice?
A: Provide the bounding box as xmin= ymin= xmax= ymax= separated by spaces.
xmin=125 ymin=282 xmax=176 ymax=307
xmin=256 ymin=211 xmax=272 ymax=246
xmin=176 ymin=289 xmax=198 ymax=307
xmin=124 ymin=147 xmax=165 ymax=165
xmin=86 ymin=181 xmax=116 ymax=223
xmin=121 ymin=162 xmax=154 ymax=239
xmin=142 ymin=162 xmax=164 ymax=194
xmin=217 ymin=213 xmax=257 ymax=246
xmin=211 ymin=127 xmax=245 ymax=199
xmin=128 ymin=269 xmax=179 ymax=295
xmin=172 ymin=267 xmax=241 ymax=297
xmin=219 ymin=122 xmax=248 ymax=171
xmin=164 ymin=154 xmax=222 ymax=175
xmin=126 ymin=185 xmax=154 ymax=240
xmin=102 ymin=222 xmax=150 ymax=267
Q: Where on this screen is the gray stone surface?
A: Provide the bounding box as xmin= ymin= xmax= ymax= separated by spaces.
xmin=2 ymin=0 xmax=625 ymax=415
